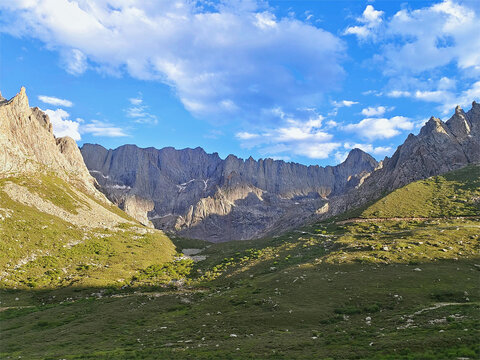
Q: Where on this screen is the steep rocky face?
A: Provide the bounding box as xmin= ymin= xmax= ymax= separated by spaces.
xmin=81 ymin=144 xmax=378 ymax=241
xmin=326 ymin=102 xmax=480 ymax=217
xmin=0 ymin=87 xmax=99 ymax=197
xmin=121 ymin=195 xmax=155 ymax=228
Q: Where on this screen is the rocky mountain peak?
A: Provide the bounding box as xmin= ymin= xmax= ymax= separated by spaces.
xmin=0 ymin=87 xmax=102 ymax=198
xmin=447 ymin=105 xmax=473 ymax=139
xmin=469 ymin=100 xmax=480 ymax=117
xmin=9 ymin=86 xmax=29 ymax=110
xmin=420 ymin=116 xmax=448 ymax=137
xmin=343 ymin=148 xmax=377 ymax=167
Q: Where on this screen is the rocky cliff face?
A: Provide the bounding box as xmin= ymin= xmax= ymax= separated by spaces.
xmin=0 ymin=87 xmax=99 ymax=197
xmin=326 ymin=101 xmax=480 ymax=217
xmin=80 ymin=144 xmax=378 ymax=241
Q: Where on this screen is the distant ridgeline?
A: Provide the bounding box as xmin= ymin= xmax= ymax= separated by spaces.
xmin=81 ymin=143 xmax=378 ymax=242
xmin=81 ymin=102 xmax=480 ymax=242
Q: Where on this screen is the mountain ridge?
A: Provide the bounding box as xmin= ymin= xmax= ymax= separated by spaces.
xmin=80 ymin=142 xmax=378 ymax=241
xmin=81 ymin=101 xmax=479 ymax=242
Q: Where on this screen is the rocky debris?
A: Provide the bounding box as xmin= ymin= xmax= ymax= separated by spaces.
xmin=81 ymin=143 xmax=377 ymax=241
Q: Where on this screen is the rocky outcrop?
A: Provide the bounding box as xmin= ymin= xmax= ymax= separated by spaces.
xmin=81 ymin=143 xmax=378 ymax=241
xmin=0 ymin=87 xmax=99 ymax=197
xmin=326 ymin=101 xmax=480 ymax=217
xmin=121 ymin=195 xmax=155 ymax=228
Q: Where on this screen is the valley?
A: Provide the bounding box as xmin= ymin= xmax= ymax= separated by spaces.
xmin=1 ymin=164 xmax=479 ymax=359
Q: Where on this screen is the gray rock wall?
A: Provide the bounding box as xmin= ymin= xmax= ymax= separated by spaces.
xmin=81 ymin=143 xmax=377 ymax=241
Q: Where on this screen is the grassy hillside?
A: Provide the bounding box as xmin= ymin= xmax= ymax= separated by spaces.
xmin=0 ymin=166 xmax=479 ymax=359
xmin=0 ymin=174 xmax=176 ymax=289
xmin=361 ymin=165 xmax=480 ymax=218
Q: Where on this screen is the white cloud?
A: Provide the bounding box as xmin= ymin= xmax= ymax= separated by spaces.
xmin=361 ymin=106 xmax=390 ymax=117
xmin=366 ymin=0 xmax=480 ymax=76
xmin=386 ymin=78 xmax=480 ymax=115
xmin=44 ymin=109 xmax=81 ymax=141
xmin=387 ymin=90 xmax=411 ymax=98
xmin=236 ymin=131 xmax=260 ymax=140
xmin=125 ymin=96 xmax=158 ymax=125
xmin=61 ymin=49 xmax=88 ymax=75
xmin=333 ymin=100 xmax=358 ymax=108
xmin=343 ymin=142 xmax=393 ymax=156
xmin=0 ymin=1 xmax=345 ymax=121
xmin=236 ymin=109 xmax=340 ymax=159
xmin=38 ymin=95 xmax=73 ymax=107
xmin=129 ymin=97 xmax=143 ymax=106
xmin=44 ymin=108 xmax=127 ymax=139
xmin=81 ymin=120 xmax=128 ymax=137
xmin=344 ymin=5 xmax=384 ymax=40
xmin=292 ymin=142 xmax=341 ymax=159
xmin=344 ymin=116 xmax=413 ymax=140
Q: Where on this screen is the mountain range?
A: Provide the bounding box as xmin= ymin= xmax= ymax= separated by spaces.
xmin=81 ymin=101 xmax=480 ymax=242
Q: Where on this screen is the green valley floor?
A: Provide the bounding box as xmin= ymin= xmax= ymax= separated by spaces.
xmin=1 ymin=166 xmax=479 ymax=359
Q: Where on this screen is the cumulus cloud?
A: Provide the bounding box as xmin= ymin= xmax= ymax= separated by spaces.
xmin=44 ymin=108 xmax=128 ymax=139
xmin=0 ymin=1 xmax=345 ymax=121
xmin=347 ymin=1 xmax=480 ymax=76
xmin=382 ymin=0 xmax=480 ymax=75
xmin=236 ymin=109 xmax=340 ymax=159
xmin=348 ymin=1 xmax=480 ymax=116
xmin=361 ymin=106 xmax=390 ymax=117
xmin=38 ymin=95 xmax=73 ymax=107
xmin=344 ymin=116 xmax=413 ymax=140
xmin=44 ymin=109 xmax=81 ymax=140
xmin=344 ymin=5 xmax=384 ymax=40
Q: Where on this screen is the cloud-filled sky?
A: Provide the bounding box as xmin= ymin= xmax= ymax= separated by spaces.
xmin=0 ymin=0 xmax=479 ymax=165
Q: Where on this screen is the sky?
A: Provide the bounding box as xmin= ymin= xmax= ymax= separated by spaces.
xmin=0 ymin=0 xmax=479 ymax=166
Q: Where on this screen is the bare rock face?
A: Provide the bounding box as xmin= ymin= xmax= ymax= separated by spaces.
xmin=81 ymin=144 xmax=378 ymax=241
xmin=121 ymin=195 xmax=155 ymax=228
xmin=0 ymin=87 xmax=100 ymax=198
xmin=326 ymin=101 xmax=480 ymax=217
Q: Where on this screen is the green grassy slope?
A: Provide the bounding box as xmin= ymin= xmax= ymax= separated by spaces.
xmin=0 ymin=174 xmax=176 ymax=289
xmin=0 ymin=166 xmax=479 ymax=359
xmin=361 ymin=165 xmax=480 ymax=218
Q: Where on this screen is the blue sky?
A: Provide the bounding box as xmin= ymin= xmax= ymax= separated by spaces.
xmin=1 ymin=0 xmax=479 ymax=166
